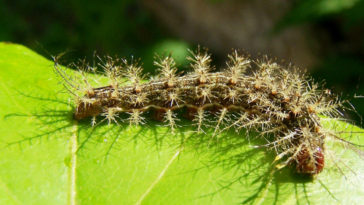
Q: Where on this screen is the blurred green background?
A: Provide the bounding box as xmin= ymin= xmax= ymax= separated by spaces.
xmin=1 ymin=0 xmax=363 ymax=123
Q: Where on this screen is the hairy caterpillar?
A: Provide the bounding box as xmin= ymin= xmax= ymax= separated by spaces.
xmin=54 ymin=48 xmax=352 ymax=176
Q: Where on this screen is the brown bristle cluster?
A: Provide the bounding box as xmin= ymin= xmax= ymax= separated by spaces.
xmin=55 ymin=48 xmax=344 ymax=176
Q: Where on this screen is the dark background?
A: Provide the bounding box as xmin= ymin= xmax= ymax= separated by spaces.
xmin=1 ymin=0 xmax=363 ymax=124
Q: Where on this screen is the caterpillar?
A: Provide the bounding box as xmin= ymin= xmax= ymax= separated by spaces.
xmin=54 ymin=48 xmax=349 ymax=176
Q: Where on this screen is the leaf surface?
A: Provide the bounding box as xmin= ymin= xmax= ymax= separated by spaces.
xmin=0 ymin=42 xmax=363 ymax=205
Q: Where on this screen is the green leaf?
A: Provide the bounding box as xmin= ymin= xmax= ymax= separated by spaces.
xmin=0 ymin=42 xmax=363 ymax=205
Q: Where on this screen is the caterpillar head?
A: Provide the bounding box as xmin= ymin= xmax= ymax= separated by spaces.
xmin=295 ymin=145 xmax=325 ymax=175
